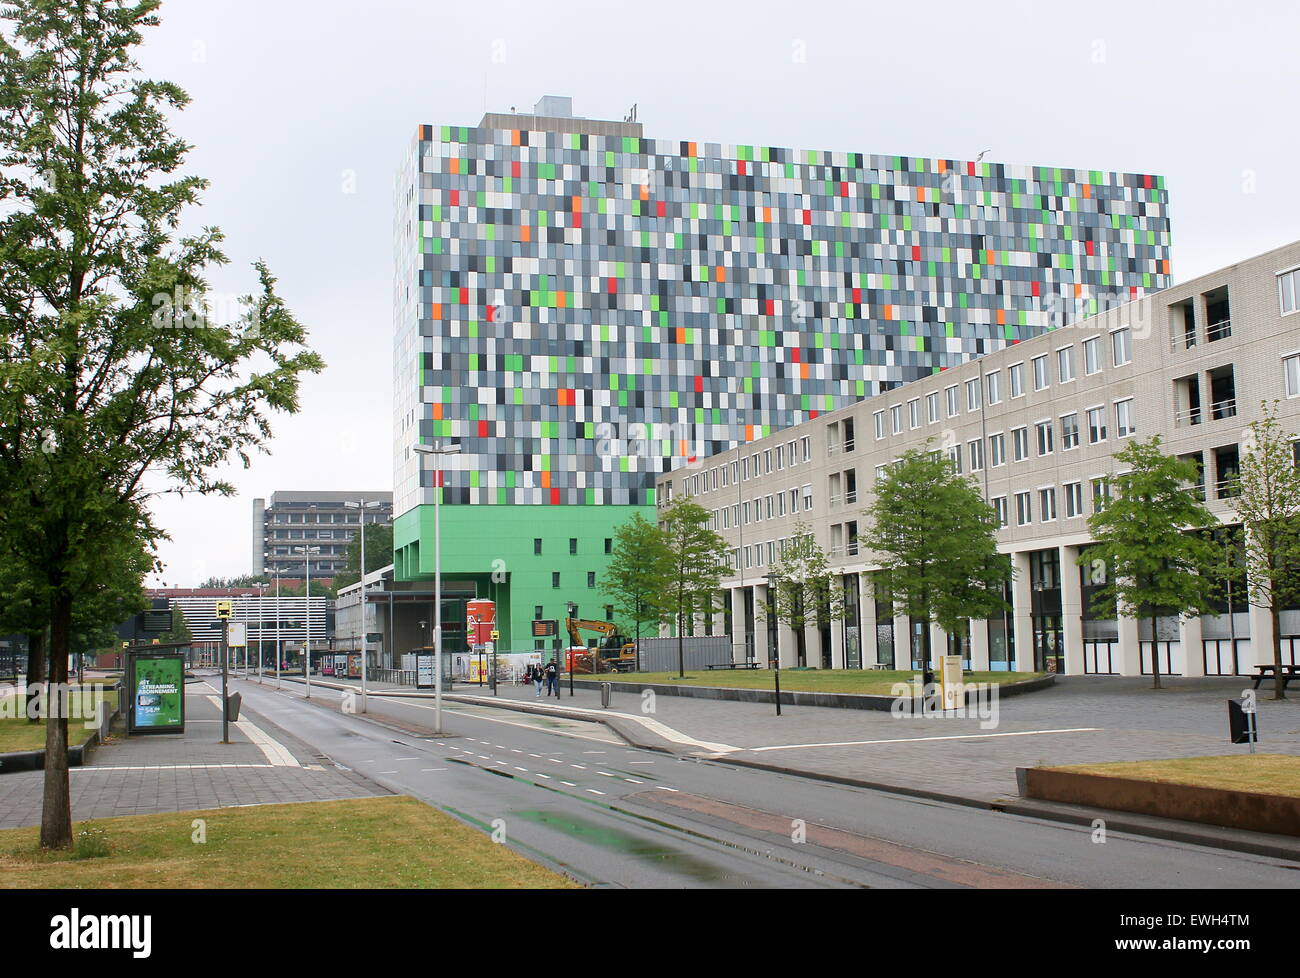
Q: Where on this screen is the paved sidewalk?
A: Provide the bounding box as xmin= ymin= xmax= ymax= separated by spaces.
xmin=0 ymin=678 xmax=385 ymax=830
xmin=436 ymin=675 xmax=1300 ymax=803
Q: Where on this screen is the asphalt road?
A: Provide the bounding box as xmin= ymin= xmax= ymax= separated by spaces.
xmin=223 ymin=675 xmax=1300 ymax=889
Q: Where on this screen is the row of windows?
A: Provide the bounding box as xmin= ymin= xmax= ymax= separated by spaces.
xmin=687 ymin=436 xmax=814 ymax=498
xmin=873 ymin=327 xmax=1134 ymax=439
xmin=992 ymin=478 xmax=1110 ymax=528
xmin=533 ymin=537 xmax=614 ymax=555
xmin=547 ymin=571 xmax=600 ymax=588
xmin=712 ymin=485 xmax=814 ymax=529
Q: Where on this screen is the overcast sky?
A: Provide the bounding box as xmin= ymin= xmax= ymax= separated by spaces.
xmin=129 ymin=0 xmax=1300 ymax=586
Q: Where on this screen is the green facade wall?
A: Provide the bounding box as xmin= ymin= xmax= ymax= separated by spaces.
xmin=393 ymin=504 xmax=651 ymax=649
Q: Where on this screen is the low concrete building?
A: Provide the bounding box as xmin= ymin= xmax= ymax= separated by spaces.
xmin=657 ymin=239 xmax=1300 ymax=677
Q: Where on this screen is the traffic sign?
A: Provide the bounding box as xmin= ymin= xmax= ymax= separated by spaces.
xmin=215 ymin=600 xmax=232 ymax=619
xmin=490 ymin=629 xmax=500 ymax=641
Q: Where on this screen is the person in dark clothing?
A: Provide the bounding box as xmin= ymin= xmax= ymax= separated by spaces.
xmin=531 ymin=663 xmax=544 ymax=698
xmin=544 ymin=660 xmax=560 ymax=698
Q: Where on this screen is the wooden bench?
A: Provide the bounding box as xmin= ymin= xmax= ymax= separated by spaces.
xmin=704 ymin=661 xmax=762 ymax=670
xmin=1252 ymin=664 xmax=1300 ymax=689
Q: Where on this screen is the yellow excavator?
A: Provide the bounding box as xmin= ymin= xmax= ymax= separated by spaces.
xmin=564 ymin=617 xmax=638 ymax=674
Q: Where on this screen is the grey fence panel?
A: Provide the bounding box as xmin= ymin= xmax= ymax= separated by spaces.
xmin=628 ymin=635 xmax=733 ymax=672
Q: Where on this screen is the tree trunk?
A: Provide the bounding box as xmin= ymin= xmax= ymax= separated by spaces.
xmin=1149 ymin=614 xmax=1161 ymax=690
xmin=1271 ymin=602 xmax=1286 ymax=701
xmin=25 ymin=630 xmax=45 ymax=724
xmin=40 ymin=589 xmax=74 ymax=850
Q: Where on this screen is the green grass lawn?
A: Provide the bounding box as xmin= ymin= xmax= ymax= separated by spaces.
xmin=578 ymin=669 xmax=1043 ymax=696
xmin=0 ymin=686 xmax=116 ymax=753
xmin=1048 ymin=754 xmax=1300 ymax=798
xmin=0 ymin=796 xmax=577 ymax=888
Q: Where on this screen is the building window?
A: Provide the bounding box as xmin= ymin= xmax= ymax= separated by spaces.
xmin=1115 ymin=398 xmax=1136 ymax=438
xmin=1009 ymin=362 xmax=1025 ymax=398
xmin=1015 ymin=492 xmax=1033 ymax=526
xmin=1285 ymin=354 xmax=1300 ymax=398
xmin=802 ymin=437 xmax=811 ymax=462
xmin=1032 ymin=355 xmax=1049 ymax=392
xmin=874 ymin=410 xmax=886 ymax=439
xmin=1064 ymin=481 xmax=1083 ymax=518
xmin=1087 ymin=406 xmax=1107 ymax=444
xmin=587 ymin=572 xmax=596 ymax=588
xmin=552 ymin=572 xmax=560 ymax=588
xmin=1035 ymin=420 xmax=1054 ymax=456
xmin=1111 ymin=327 xmax=1132 ymax=366
xmin=1038 ymin=487 xmax=1057 ymax=522
xmin=907 ymin=398 xmax=920 ymax=429
xmin=802 ymin=485 xmax=813 ymax=510
xmin=968 ymin=438 xmax=984 ymax=472
xmin=926 ymin=391 xmax=940 ymax=424
xmin=986 ymin=370 xmax=1002 ymax=405
xmin=1012 ymin=426 xmax=1029 ymax=462
xmin=604 ymin=538 xmax=612 ymax=554
xmin=534 ymin=538 xmax=543 ymax=555
xmin=890 ymin=404 xmax=903 ymax=435
xmin=1091 ymin=477 xmax=1111 ymax=512
xmin=965 ymin=378 xmax=981 ymax=412
xmin=1061 ymin=412 xmax=1079 ymax=451
xmin=989 ymin=432 xmax=1006 ymax=467
xmin=1280 ymin=268 xmax=1299 ymax=315
xmin=534 ymin=605 xmax=543 ymax=618
xmin=1057 ymin=345 xmax=1076 ymax=383
xmin=946 ymin=445 xmax=963 ymax=474
xmin=1083 ymin=336 xmax=1101 ymax=376
xmin=569 ymin=538 xmax=578 ymax=555
xmin=945 ymin=385 xmax=960 ymax=417
xmin=992 ymin=496 xmax=1009 ymax=528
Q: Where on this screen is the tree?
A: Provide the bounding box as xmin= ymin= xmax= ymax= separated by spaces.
xmin=760 ymin=520 xmax=843 ymax=667
xmin=0 ymin=1 xmax=324 ymax=848
xmin=1226 ymin=403 xmax=1300 ymax=700
xmin=1080 ymin=437 xmax=1219 ymax=689
xmin=158 ymin=604 xmax=192 ymax=645
xmin=658 ymin=496 xmax=729 ymax=678
xmin=599 ymin=511 xmax=670 ymax=671
xmin=864 ymin=444 xmax=1011 ymax=670
xmin=197 ymin=573 xmax=270 ymax=589
xmin=331 ymin=522 xmax=393 ymax=591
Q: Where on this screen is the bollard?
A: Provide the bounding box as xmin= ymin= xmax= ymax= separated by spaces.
xmin=600 ymin=682 xmax=611 ymax=709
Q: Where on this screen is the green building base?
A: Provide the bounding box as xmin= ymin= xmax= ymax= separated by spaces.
xmin=393 ymin=504 xmax=651 ymax=650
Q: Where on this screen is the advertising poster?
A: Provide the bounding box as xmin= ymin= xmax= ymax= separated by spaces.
xmin=129 ymin=654 xmax=185 ymax=734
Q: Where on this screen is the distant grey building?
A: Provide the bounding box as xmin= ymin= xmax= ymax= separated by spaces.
xmin=252 ymin=490 xmax=393 ymax=579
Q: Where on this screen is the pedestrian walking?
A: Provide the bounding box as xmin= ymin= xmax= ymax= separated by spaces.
xmin=531 ymin=663 xmax=544 ymax=698
xmin=545 ymin=659 xmax=560 ymax=698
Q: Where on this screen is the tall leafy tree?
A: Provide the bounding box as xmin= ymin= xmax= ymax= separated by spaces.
xmin=599 ymin=511 xmax=670 ymax=671
xmin=1226 ymin=403 xmax=1300 ymax=700
xmin=332 ymin=522 xmax=394 ymax=590
xmin=1080 ymin=437 xmax=1219 ymax=689
xmin=658 ymin=496 xmax=729 ymax=678
xmin=760 ymin=519 xmax=843 ymax=667
xmin=864 ymin=444 xmax=1010 ymax=669
xmin=0 ymin=1 xmax=323 ymax=848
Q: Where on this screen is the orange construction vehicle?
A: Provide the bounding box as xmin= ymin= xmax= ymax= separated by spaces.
xmin=564 ymin=617 xmax=637 ymax=674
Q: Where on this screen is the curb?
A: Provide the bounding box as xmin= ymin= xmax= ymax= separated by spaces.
xmin=567 ymin=674 xmax=1055 ymax=710
xmin=0 ymin=731 xmax=104 ymax=774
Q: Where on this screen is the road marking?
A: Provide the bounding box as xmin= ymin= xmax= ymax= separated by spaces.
xmin=628 ymin=761 xmax=655 ymax=765
xmin=528 ymin=753 xmax=541 ymax=758
xmin=394 ymin=757 xmax=419 ymax=761
xmin=420 ymin=768 xmax=446 ymax=772
xmin=582 ymin=750 xmax=606 ymax=754
xmin=586 ymin=788 xmax=605 ymax=796
xmin=560 ymin=780 xmax=576 ymax=787
xmin=745 ymin=727 xmax=1103 ymax=752
xmin=655 ymin=786 xmax=679 ymax=792
xmin=570 ymin=764 xmax=586 ymax=769
xmin=547 ymin=758 xmax=563 ymax=763
xmin=378 ymin=771 xmax=398 ymax=775
xmin=444 ymin=693 xmax=740 ymax=753
xmin=513 ymin=766 xmax=528 ymax=772
xmin=598 ymin=771 xmax=615 ymax=777
xmin=204 ymin=696 xmax=300 ymax=767
xmin=74 ymin=764 xmax=275 ymax=772
xmin=624 ymin=778 xmax=644 ymax=784
xmin=536 ymin=774 xmax=551 ymax=779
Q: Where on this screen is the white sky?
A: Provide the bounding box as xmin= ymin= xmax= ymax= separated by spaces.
xmin=131 ymin=0 xmax=1300 ymax=585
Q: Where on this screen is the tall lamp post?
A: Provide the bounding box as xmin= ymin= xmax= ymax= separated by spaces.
xmin=264 ymin=563 xmax=283 ymax=690
xmin=345 ymin=499 xmax=383 ymax=714
xmin=294 ymin=545 xmax=321 ymax=698
xmin=413 ymin=440 xmax=460 ymax=734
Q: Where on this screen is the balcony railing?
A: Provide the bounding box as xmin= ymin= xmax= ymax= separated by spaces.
xmin=1210 ymin=398 xmax=1237 ymax=421
xmin=1206 ymin=319 xmax=1232 ymax=342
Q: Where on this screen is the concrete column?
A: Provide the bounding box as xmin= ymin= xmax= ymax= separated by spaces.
xmin=752 ymin=583 xmax=770 ymax=666
xmin=970 ymin=619 xmax=990 ymax=671
xmin=1181 ymin=615 xmax=1205 ymax=677
xmin=1116 ymin=592 xmax=1141 ymax=676
xmin=1249 ymin=602 xmax=1273 ymax=670
xmin=1060 ymin=545 xmax=1085 ymax=677
xmin=929 ymin=622 xmax=947 ymax=668
xmin=893 ymin=606 xmax=911 ymax=671
xmin=779 ymin=622 xmax=800 ymax=669
xmin=1012 ymin=551 xmax=1034 ymax=673
xmin=729 ymin=586 xmax=744 ymax=661
xmin=830 ymin=605 xmax=846 ymax=670
xmin=858 ymin=573 xmax=877 ymax=670
xmin=803 ymin=621 xmax=820 ymax=668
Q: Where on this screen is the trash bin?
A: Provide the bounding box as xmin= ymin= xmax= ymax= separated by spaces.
xmin=600 ymin=682 xmax=611 ymax=709
xmin=226 ymin=692 xmax=242 ymax=723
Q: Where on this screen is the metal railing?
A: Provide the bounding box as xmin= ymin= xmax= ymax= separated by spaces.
xmin=1210 ymin=397 xmax=1237 ymax=420
xmin=1206 ymin=318 xmax=1232 ymax=341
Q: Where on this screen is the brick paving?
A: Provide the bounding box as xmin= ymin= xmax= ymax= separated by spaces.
xmin=0 ymin=678 xmax=386 ymax=830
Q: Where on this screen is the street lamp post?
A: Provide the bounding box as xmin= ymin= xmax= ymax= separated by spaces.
xmin=294 ymin=545 xmax=320 ymax=698
xmin=413 ymin=440 xmax=460 ymax=734
xmin=345 ymin=499 xmax=383 ymax=714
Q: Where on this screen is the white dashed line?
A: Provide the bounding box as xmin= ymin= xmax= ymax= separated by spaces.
xmin=586 ymin=788 xmax=605 ymax=796
xmin=536 ymin=774 xmax=551 ymax=780
xmin=655 ymin=786 xmax=679 ymax=792
xmin=570 ymin=764 xmax=586 ymax=770
xmin=561 ymin=781 xmax=576 ymax=787
xmin=624 ymin=778 xmax=643 ymax=784
xmin=597 ymin=771 xmax=615 ymax=777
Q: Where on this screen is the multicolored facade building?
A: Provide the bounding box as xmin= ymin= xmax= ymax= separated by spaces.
xmin=392 ymin=96 xmax=1171 ymax=650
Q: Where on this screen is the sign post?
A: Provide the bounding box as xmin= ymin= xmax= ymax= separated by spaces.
xmin=216 ymin=600 xmax=232 ymax=743
xmin=940 ymin=655 xmax=964 ymax=713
